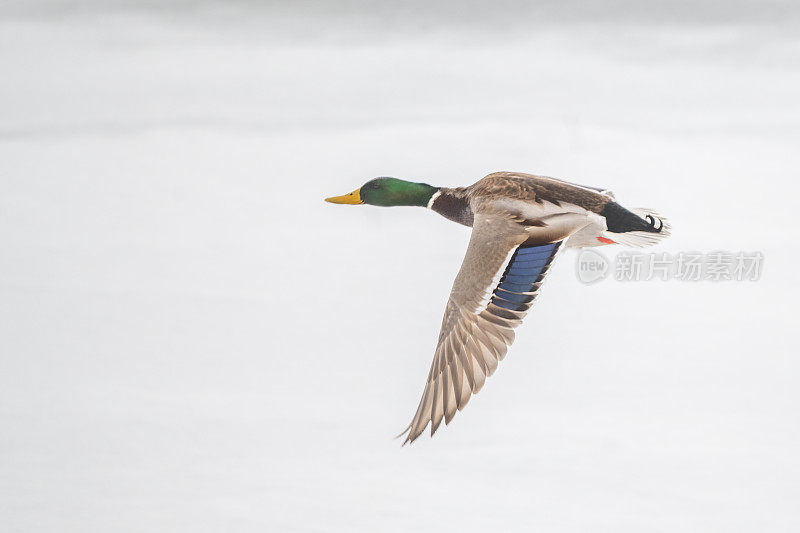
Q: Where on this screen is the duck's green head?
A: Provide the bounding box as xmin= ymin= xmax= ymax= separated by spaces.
xmin=325 ymin=177 xmax=438 ymax=207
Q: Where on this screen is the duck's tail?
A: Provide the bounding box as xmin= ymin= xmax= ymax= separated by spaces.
xmin=600 ymin=203 xmax=671 ymax=248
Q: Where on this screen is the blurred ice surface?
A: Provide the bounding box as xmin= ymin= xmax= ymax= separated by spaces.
xmin=1 ymin=1 xmax=798 ymax=532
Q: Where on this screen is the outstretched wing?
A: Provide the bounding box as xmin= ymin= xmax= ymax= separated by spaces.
xmin=400 ymin=213 xmax=564 ymax=445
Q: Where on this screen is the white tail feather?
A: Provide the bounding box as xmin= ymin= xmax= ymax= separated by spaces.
xmin=602 ymin=208 xmax=671 ymax=248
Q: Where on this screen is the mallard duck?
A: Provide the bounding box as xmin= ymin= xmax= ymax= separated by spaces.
xmin=326 ymin=171 xmax=670 ymax=444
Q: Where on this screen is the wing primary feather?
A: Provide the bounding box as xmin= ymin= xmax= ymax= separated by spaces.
xmin=464 ymin=325 xmax=497 ymax=377
xmin=430 ymin=374 xmax=445 ymax=436
xmin=443 ymin=366 xmax=458 ymax=424
xmin=452 ymin=327 xmax=476 ymax=391
xmin=471 ymin=355 xmax=487 ymax=393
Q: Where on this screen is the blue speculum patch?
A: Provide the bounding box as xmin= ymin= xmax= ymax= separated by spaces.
xmin=491 ymin=242 xmax=559 ymax=311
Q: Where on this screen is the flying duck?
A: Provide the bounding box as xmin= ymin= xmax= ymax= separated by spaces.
xmin=326 ymin=171 xmax=670 ymax=444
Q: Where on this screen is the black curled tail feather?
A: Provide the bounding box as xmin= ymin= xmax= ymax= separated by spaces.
xmin=600 ymin=201 xmax=663 ymax=233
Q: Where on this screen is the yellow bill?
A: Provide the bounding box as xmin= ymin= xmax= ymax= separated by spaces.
xmin=325 ymin=189 xmax=363 ymax=204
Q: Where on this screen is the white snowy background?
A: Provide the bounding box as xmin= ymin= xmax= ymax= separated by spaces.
xmin=1 ymin=1 xmax=798 ymax=531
